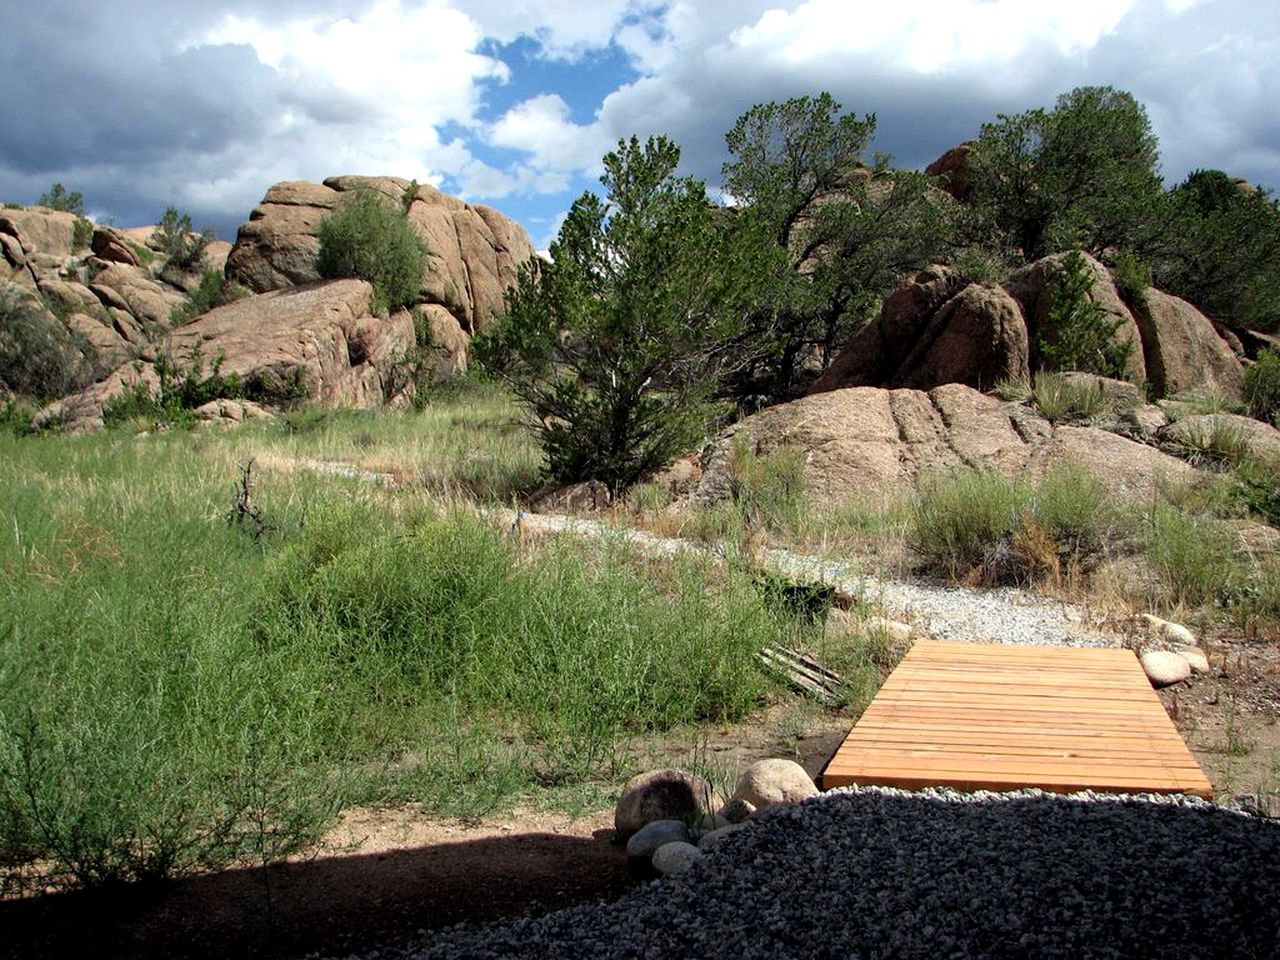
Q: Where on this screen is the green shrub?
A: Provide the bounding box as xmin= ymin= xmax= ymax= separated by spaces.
xmin=1110 ymin=249 xmax=1152 ymax=307
xmin=1245 ymin=348 xmax=1280 ymax=426
xmin=170 ymin=270 xmax=236 ymax=326
xmin=1037 ymin=249 xmax=1134 ymax=378
xmin=1142 ymin=503 xmax=1238 ymax=607
xmin=951 ymin=247 xmax=1007 ymax=285
xmin=0 ymin=287 xmax=93 ymax=401
xmin=154 ymin=207 xmax=212 ymax=272
xmin=1032 ymin=463 xmax=1111 ymax=546
xmin=316 ymin=189 xmax=427 ymax=314
xmin=911 ymin=469 xmax=1030 ymax=577
xmin=725 ymin=435 xmax=808 ymax=533
xmin=37 ymin=183 xmax=83 ymax=214
xmin=102 ymin=347 xmax=244 ymax=427
xmin=71 ymin=217 xmax=93 ymax=252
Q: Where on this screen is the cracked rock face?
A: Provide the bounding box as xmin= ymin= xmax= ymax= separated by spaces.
xmin=695 ymin=383 xmax=1192 ymax=505
xmin=224 ymin=176 xmax=534 ymax=336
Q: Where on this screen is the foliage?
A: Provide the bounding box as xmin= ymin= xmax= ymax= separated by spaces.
xmin=1029 ymin=371 xmax=1113 ymax=424
xmin=723 ymin=435 xmax=808 ymax=534
xmin=316 ymin=189 xmax=427 ymax=314
xmin=154 ymin=207 xmax=213 ymax=273
xmin=1245 ymin=348 xmax=1280 ymax=425
xmin=967 ymin=86 xmax=1163 ymax=262
xmin=71 ymin=217 xmax=93 ymax=251
xmin=169 ymin=270 xmax=247 ymax=326
xmin=0 ymin=287 xmax=93 ymax=401
xmin=37 ymin=183 xmax=83 ymax=215
xmin=720 ymin=94 xmax=957 ymax=402
xmin=1110 ymin=249 xmax=1152 ymax=307
xmin=1142 ymin=504 xmax=1238 ymax=607
xmin=478 ymin=135 xmax=763 ymax=491
xmin=910 ymin=465 xmax=1112 ymax=584
xmin=0 ymin=400 xmax=35 ymax=436
xmin=1036 ymin=250 xmax=1134 ymax=378
xmin=102 ymin=346 xmax=246 ymax=427
xmin=1151 ymin=169 xmax=1280 ymax=332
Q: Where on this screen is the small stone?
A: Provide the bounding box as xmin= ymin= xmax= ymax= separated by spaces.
xmin=719 ymin=797 xmax=756 ymax=824
xmin=1140 ymin=649 xmax=1192 ymax=688
xmin=1174 ymin=644 xmax=1210 ymax=675
xmin=1141 ymin=613 xmax=1197 ymax=647
xmin=625 ymin=819 xmax=690 ymax=860
xmin=651 ymin=841 xmax=703 ymax=875
xmin=732 ymin=758 xmax=819 ymax=812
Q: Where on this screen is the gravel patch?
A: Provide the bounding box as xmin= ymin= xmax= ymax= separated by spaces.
xmin=517 ymin=512 xmax=1121 ymax=648
xmin=344 ymin=787 xmax=1279 ymax=960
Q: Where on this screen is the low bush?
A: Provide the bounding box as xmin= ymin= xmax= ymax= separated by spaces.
xmin=1141 ymin=503 xmax=1238 ymax=607
xmin=0 ymin=287 xmax=93 ymax=401
xmin=724 ymin=435 xmax=808 ymax=533
xmin=911 ymin=464 xmax=1113 ymax=584
xmin=154 ymin=207 xmax=212 ymax=273
xmin=1244 ymin=347 xmax=1280 ymax=426
xmin=169 ymin=270 xmax=247 ymax=326
xmin=316 ymin=189 xmax=427 ymax=314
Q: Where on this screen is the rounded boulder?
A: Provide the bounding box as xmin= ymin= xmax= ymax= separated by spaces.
xmin=732 ymin=758 xmax=819 ymax=812
xmin=614 ymin=768 xmax=721 ymax=842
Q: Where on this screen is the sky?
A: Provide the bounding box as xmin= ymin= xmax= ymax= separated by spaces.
xmin=1 ymin=0 xmax=1277 ymax=252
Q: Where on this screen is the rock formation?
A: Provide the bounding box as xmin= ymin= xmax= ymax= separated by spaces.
xmin=697 ymin=382 xmax=1193 ymax=506
xmin=225 ymin=176 xmax=534 ymax=336
xmin=811 ymin=252 xmax=1244 ymax=402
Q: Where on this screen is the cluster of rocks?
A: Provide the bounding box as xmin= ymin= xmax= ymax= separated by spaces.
xmin=1 ymin=206 xmax=228 ymax=378
xmin=1137 ymin=614 xmax=1210 ymax=688
xmin=6 ymin=176 xmax=536 ymax=431
xmin=613 ymin=759 xmax=820 ymax=876
xmin=810 ymin=251 xmax=1248 ymax=403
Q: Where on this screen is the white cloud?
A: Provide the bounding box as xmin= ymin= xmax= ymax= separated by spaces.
xmin=456 ymin=0 xmax=651 ymax=60
xmin=489 ymin=94 xmax=613 ymax=174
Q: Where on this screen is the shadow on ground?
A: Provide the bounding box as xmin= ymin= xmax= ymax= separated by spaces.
xmin=1 ymin=828 xmax=632 ymax=960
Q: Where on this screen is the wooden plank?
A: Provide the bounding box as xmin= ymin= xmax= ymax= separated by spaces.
xmin=822 ymin=641 xmax=1214 ymax=800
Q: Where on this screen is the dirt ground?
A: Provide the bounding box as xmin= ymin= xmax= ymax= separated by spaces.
xmin=0 ymin=708 xmax=849 ymax=960
xmin=3 ymin=635 xmax=1275 ymax=960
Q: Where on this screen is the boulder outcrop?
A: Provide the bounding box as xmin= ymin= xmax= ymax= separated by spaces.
xmin=40 ymin=280 xmax=415 ymax=430
xmin=813 ymin=252 xmax=1243 ymax=402
xmin=225 ymin=176 xmax=534 ymax=336
xmin=697 ymin=383 xmax=1192 ymax=505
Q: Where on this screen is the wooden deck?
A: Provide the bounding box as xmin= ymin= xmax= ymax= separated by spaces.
xmin=823 ymin=640 xmax=1213 ymax=799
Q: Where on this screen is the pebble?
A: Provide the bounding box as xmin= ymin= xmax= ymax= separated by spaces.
xmin=650 ymin=841 xmax=702 ymax=875
xmin=625 ymin=820 xmax=689 ymax=860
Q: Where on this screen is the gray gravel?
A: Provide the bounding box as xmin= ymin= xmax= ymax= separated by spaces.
xmin=348 ymin=787 xmax=1279 ymax=960
xmin=515 ymin=512 xmax=1123 ymax=648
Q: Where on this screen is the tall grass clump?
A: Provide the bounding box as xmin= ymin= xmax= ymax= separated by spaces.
xmin=1244 ymin=347 xmax=1280 ymax=426
xmin=253 ymin=506 xmax=779 ymax=779
xmin=910 ymin=469 xmax=1030 ymax=578
xmin=1029 ymin=370 xmax=1112 ymax=424
xmin=911 ymin=464 xmax=1113 ymax=584
xmin=1141 ymin=503 xmax=1238 ymax=607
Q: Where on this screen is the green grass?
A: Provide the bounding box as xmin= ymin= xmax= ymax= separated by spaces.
xmin=0 ymin=408 xmax=815 ymax=890
xmin=1029 ymin=370 xmax=1114 ymax=424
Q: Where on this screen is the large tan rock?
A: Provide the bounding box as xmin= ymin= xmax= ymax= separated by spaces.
xmin=225 ymin=176 xmax=534 ymax=336
xmin=40 ymin=280 xmax=415 ymax=430
xmin=90 ymin=262 xmax=187 ymax=331
xmin=0 ymin=208 xmax=77 ymax=260
xmin=697 ymin=383 xmax=1193 ymax=506
xmin=893 ymin=283 xmax=1029 ymax=391
xmin=811 ymin=265 xmax=964 ymax=393
xmin=1003 ymin=252 xmax=1146 ymax=385
xmin=925 ymin=143 xmax=975 ymax=201
xmin=1133 ymin=289 xmax=1246 ymax=401
xmin=90 ymin=226 xmax=140 ymax=266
